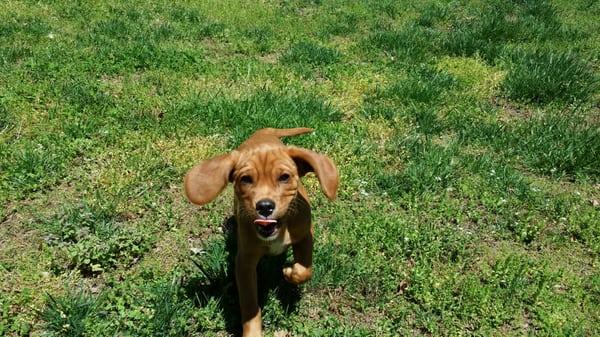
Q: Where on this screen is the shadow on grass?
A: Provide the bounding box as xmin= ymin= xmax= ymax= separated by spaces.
xmin=183 ymin=216 xmax=302 ymax=336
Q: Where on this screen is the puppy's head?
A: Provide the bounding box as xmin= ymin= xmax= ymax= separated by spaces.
xmin=184 ymin=146 xmax=338 ymax=240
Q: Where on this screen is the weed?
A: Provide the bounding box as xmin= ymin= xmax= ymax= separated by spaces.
xmin=190 ymin=238 xmax=231 ymax=289
xmin=62 ymin=228 xmax=154 ymax=275
xmin=566 ymin=206 xmax=600 ymax=254
xmin=40 ymin=292 xmax=97 ymax=337
xmin=151 ymin=281 xmax=188 ymax=337
xmin=1 ymin=298 xmax=31 ymax=336
xmin=44 ymin=202 xmax=154 ymax=275
xmin=0 ymin=135 xmax=77 ymax=200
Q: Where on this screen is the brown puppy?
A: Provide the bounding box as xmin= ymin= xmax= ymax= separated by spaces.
xmin=184 ymin=127 xmax=339 ymax=337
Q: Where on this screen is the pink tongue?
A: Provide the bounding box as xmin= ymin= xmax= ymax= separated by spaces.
xmin=254 ymin=219 xmax=277 ymax=227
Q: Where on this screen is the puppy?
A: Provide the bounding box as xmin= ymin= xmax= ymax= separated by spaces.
xmin=184 ymin=127 xmax=339 ymax=337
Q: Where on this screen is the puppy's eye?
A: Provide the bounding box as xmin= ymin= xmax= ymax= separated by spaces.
xmin=278 ymin=173 xmax=290 ymax=183
xmin=240 ymin=175 xmax=253 ymax=184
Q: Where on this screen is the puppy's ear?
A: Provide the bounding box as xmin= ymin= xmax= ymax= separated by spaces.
xmin=184 ymin=152 xmax=238 ymax=205
xmin=288 ymin=147 xmax=339 ymax=200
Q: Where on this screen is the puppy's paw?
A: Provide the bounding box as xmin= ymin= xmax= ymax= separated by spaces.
xmin=283 ymin=263 xmax=312 ymax=285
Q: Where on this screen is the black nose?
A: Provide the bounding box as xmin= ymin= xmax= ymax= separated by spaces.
xmin=256 ymin=199 xmax=275 ymax=217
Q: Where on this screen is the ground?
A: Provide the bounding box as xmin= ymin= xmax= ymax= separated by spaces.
xmin=0 ymin=0 xmax=599 ymax=336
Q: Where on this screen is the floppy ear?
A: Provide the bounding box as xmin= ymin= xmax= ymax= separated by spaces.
xmin=287 ymin=147 xmax=339 ymax=200
xmin=184 ymin=152 xmax=238 ymax=205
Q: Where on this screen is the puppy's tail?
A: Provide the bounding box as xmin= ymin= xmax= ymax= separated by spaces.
xmin=255 ymin=127 xmax=314 ymax=139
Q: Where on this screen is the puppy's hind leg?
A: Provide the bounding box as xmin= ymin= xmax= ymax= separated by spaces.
xmin=283 ymin=232 xmax=313 ymax=285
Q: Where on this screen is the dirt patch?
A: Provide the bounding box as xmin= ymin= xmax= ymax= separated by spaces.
xmin=491 ymin=96 xmax=534 ymax=122
xmin=303 ymin=287 xmax=387 ymax=329
xmin=258 ymin=52 xmax=280 ymax=64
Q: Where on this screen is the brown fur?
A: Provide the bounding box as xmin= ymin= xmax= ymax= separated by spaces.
xmin=184 ymin=128 xmax=339 ymax=337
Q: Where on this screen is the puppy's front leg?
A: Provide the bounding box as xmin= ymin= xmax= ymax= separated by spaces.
xmin=236 ymin=253 xmax=262 ymax=337
xmin=283 ymin=232 xmax=313 ymax=285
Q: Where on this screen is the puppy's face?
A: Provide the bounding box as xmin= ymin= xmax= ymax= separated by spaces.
xmin=232 ymin=148 xmax=299 ymax=240
xmin=185 ymin=139 xmax=338 ymax=241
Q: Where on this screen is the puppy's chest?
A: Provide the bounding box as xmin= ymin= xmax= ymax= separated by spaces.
xmin=265 ymin=232 xmax=292 ymax=256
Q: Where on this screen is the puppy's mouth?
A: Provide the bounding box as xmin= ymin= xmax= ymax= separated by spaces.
xmin=253 ymin=219 xmax=279 ymax=238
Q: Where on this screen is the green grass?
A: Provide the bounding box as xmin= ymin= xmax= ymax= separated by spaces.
xmin=281 ymin=41 xmax=341 ymax=66
xmin=0 ymin=0 xmax=599 ymax=336
xmin=502 ymin=48 xmax=598 ymax=104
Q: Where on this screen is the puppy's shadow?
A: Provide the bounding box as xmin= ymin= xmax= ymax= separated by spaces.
xmin=183 ymin=216 xmax=302 ymax=336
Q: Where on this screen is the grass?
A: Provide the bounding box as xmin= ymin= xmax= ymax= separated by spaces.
xmin=281 ymin=41 xmax=341 ymax=66
xmin=502 ymin=48 xmax=598 ymax=104
xmin=0 ymin=0 xmax=599 ymax=336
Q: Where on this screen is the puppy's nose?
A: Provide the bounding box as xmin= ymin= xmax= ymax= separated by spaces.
xmin=256 ymin=199 xmax=275 ymax=217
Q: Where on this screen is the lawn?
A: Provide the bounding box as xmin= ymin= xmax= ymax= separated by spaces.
xmin=1 ymin=0 xmax=599 ymax=336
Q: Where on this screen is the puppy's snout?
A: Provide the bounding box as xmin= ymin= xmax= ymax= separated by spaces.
xmin=256 ymin=199 xmax=275 ymax=217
